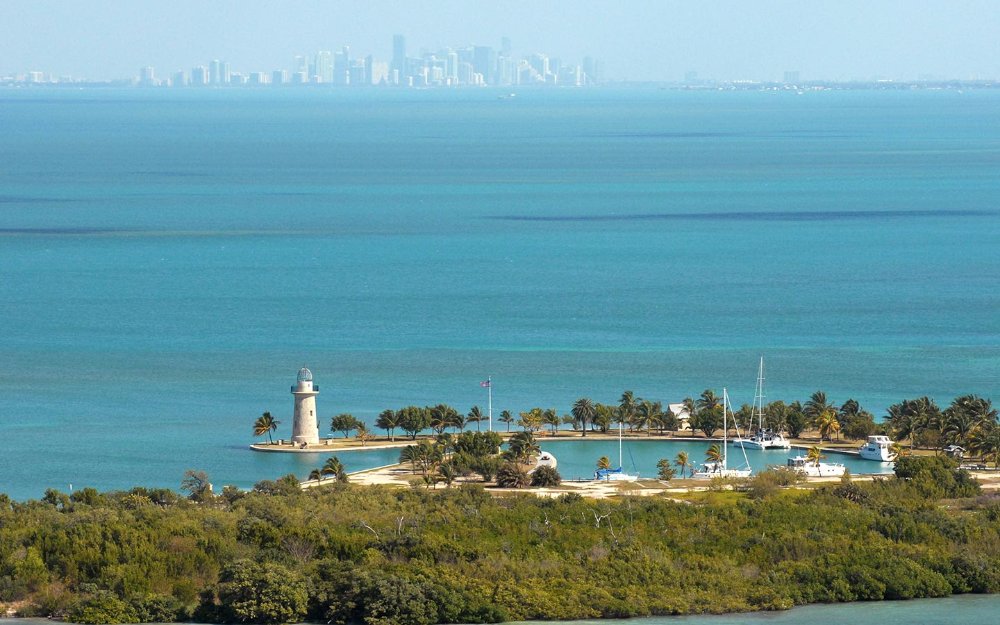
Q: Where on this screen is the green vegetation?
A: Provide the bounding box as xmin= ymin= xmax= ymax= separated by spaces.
xmin=260 ymin=392 xmax=995 ymax=461
xmin=330 ymin=414 xmax=361 ymax=439
xmin=252 ymin=412 xmax=280 ymax=444
xmin=2 ymin=459 xmax=999 ymax=624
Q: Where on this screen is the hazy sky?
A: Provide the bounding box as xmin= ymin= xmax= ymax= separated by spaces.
xmin=2 ymin=0 xmax=998 ymax=82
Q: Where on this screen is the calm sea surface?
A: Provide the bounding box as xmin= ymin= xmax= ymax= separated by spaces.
xmin=0 ymin=88 xmax=998 ymax=499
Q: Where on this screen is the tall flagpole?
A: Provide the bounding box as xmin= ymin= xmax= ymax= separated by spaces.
xmin=487 ymin=376 xmax=492 ymax=432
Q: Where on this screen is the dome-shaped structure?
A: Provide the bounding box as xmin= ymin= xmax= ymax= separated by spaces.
xmin=297 ymin=367 xmax=313 ymax=383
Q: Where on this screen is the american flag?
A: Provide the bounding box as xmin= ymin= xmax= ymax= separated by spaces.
xmin=480 ymin=379 xmax=491 ymax=388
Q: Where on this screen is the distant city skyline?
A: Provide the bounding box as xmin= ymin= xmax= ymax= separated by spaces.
xmin=1 ymin=1 xmax=999 ymax=83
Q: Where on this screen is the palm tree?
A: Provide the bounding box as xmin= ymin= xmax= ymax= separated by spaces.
xmin=596 ymin=455 xmax=611 ymax=470
xmin=765 ymin=401 xmax=790 ymax=434
xmin=308 ymin=468 xmax=323 ymax=484
xmin=253 ymin=411 xmax=280 ymax=444
xmin=705 ymin=444 xmax=723 ymax=464
xmin=429 ymin=404 xmax=461 ymax=434
xmin=542 ymin=408 xmax=560 ymax=436
xmin=816 ymin=410 xmax=841 ymax=442
xmin=495 ymin=462 xmax=530 ymax=488
xmin=593 ymin=404 xmax=615 ymax=434
xmin=399 ymin=445 xmax=420 ymax=474
xmin=437 ymin=462 xmax=458 ymax=488
xmin=804 ymin=391 xmax=838 ymax=424
xmin=696 ymin=389 xmax=720 ymax=413
xmin=321 ymin=456 xmax=348 ymax=483
xmin=572 ymin=397 xmax=596 ymax=437
xmin=619 ymin=391 xmax=637 ymax=431
xmin=467 ymin=406 xmax=484 ymax=432
xmin=970 ymin=425 xmax=1000 ymax=468
xmin=943 ymin=407 xmax=978 ymax=448
xmin=375 ymin=409 xmax=400 ymax=441
xmin=498 ymin=410 xmax=514 ymax=432
xmin=675 ymin=451 xmax=690 ymax=478
xmin=806 ymin=445 xmax=824 ymax=467
xmin=634 ymin=400 xmax=660 ymax=435
xmin=735 ymin=404 xmax=755 ymax=433
xmin=507 ymin=431 xmax=540 ymax=464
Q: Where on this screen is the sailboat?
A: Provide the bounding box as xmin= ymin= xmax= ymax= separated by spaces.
xmin=594 ymin=418 xmax=638 ymax=481
xmin=734 ymin=357 xmax=790 ymax=450
xmin=693 ymin=388 xmax=753 ymax=479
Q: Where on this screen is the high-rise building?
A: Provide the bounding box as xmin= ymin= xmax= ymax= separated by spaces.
xmin=191 ymin=66 xmax=208 ymax=86
xmin=139 ymin=66 xmax=156 ymax=86
xmin=272 ymin=70 xmax=287 ymax=85
xmin=209 ymin=59 xmax=221 ymax=84
xmin=528 ymin=53 xmax=549 ymax=82
xmin=363 ymin=54 xmax=374 ymax=85
xmin=783 ymin=70 xmax=800 ymax=84
xmin=392 ymin=34 xmax=406 ymax=84
xmin=370 ymin=61 xmax=389 ymax=85
xmin=446 ymin=51 xmax=458 ymax=82
xmin=334 ymin=47 xmax=350 ymax=85
xmin=315 ymin=51 xmax=333 ymax=83
xmin=171 ymin=70 xmax=186 ymax=87
xmin=473 ymin=46 xmax=495 ymax=84
xmin=294 ymin=55 xmax=308 ymax=75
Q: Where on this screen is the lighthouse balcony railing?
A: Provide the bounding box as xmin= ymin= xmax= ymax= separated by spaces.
xmin=291 ymin=385 xmax=319 ymax=392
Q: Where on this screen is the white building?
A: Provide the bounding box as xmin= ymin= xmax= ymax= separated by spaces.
xmin=291 ymin=367 xmax=320 ymax=445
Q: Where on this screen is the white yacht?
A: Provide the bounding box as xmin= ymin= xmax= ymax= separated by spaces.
xmin=693 ymin=388 xmax=753 ymax=479
xmin=859 ymin=435 xmax=896 ymax=462
xmin=734 ymin=358 xmax=791 ymax=450
xmin=786 ymin=455 xmax=846 ymax=477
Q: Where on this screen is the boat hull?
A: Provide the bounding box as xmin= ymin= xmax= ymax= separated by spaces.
xmin=859 ymin=436 xmax=896 ymax=462
xmin=733 ymin=437 xmax=791 ymax=450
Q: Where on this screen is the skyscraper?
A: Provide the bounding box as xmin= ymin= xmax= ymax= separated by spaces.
xmin=473 ymin=46 xmax=495 ymax=85
xmin=315 ymin=51 xmax=333 ymax=83
xmin=392 ymin=34 xmax=406 ymax=84
xmin=334 ymin=46 xmax=350 ymax=85
xmin=191 ymin=66 xmax=208 ymax=86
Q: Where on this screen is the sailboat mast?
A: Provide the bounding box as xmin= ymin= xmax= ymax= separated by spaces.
xmin=619 ymin=418 xmax=623 ymax=469
xmin=755 ymin=357 xmax=765 ymax=431
xmin=723 ymin=388 xmax=728 ymax=468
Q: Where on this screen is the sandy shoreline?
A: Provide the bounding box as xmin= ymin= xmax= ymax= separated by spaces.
xmin=300 ymin=456 xmax=1000 ymax=500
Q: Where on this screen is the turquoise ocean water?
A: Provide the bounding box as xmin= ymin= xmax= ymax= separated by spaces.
xmin=0 ymin=88 xmax=998 ymax=500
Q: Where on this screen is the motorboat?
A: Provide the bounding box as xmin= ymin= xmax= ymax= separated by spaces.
xmin=859 ymin=435 xmax=896 ymax=462
xmin=786 ymin=455 xmax=846 ymax=477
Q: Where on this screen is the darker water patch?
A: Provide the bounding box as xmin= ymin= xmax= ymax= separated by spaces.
xmin=488 ymin=209 xmax=993 ymax=223
xmin=0 ymin=195 xmax=78 ymax=204
xmin=131 ymin=170 xmax=210 ymax=178
xmin=0 ymin=227 xmax=135 ymax=235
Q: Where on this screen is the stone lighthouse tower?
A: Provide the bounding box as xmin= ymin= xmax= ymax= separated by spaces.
xmin=291 ymin=367 xmax=320 ymax=446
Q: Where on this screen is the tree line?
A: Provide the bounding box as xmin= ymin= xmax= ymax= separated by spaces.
xmin=254 ymin=390 xmax=997 ymax=462
xmin=0 ymin=456 xmax=998 ymax=624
